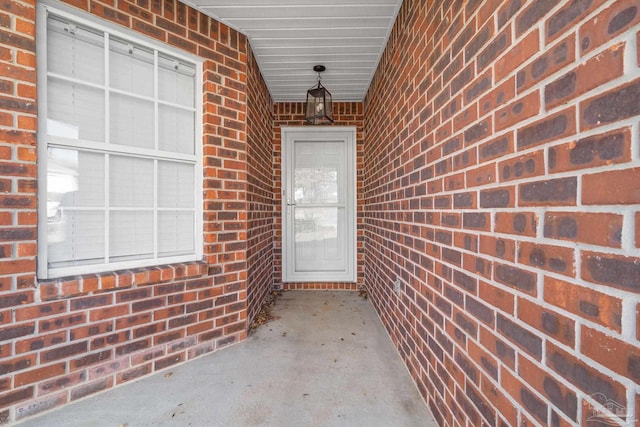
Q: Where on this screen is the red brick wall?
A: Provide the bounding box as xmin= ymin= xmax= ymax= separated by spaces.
xmin=273 ymin=102 xmax=365 ymax=291
xmin=364 ymin=0 xmax=640 ymax=425
xmin=0 ymin=0 xmax=262 ymax=422
xmin=246 ymin=46 xmax=275 ymax=323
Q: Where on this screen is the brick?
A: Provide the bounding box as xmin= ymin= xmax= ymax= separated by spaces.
xmin=544 ymin=276 xmax=622 ymax=331
xmin=15 ymin=331 xmax=66 ymax=354
xmin=69 ymin=321 xmax=113 ymax=341
xmin=466 ymin=296 xmax=494 ymax=326
xmin=465 ymin=382 xmax=496 ymax=425
xmin=115 ymin=313 xmax=152 ymax=330
xmin=545 ymin=42 xmax=625 ymax=109
xmin=480 ymin=326 xmax=516 ymax=369
xmin=14 ymin=392 xmax=66 ymax=421
xmin=133 ymin=322 xmax=165 ymax=338
xmin=518 ymin=355 xmax=578 ymax=421
xmin=517 ymin=33 xmax=576 ymax=92
xmin=468 ymin=339 xmax=498 ymax=380
xmin=517 ymin=108 xmax=576 ymax=151
xmin=479 ymin=279 xmax=514 ymax=315
xmin=479 ymin=76 xmax=515 ymax=116
xmin=515 ymin=0 xmax=557 ymax=36
xmin=465 ymin=21 xmax=494 ymax=63
xmin=479 ymin=133 xmax=514 ymax=162
xmin=466 ymin=164 xmax=496 ymax=188
xmin=480 ymin=376 xmax=518 ymax=425
xmin=89 ymin=305 xmax=129 ymax=322
xmin=547 ymin=342 xmax=626 ymax=407
xmin=453 ymin=106 xmax=478 ymax=135
xmin=39 ymin=313 xmax=86 ymax=333
xmin=636 ymin=212 xmax=640 ymax=248
xmin=582 ymin=251 xmax=640 ymax=293
xmin=517 ymin=241 xmax=575 ymax=277
xmin=453 ymin=192 xmax=476 ymax=209
xmin=91 ymin=331 xmax=130 ymax=350
xmin=477 ymin=27 xmax=510 ymax=71
xmin=494 ymin=263 xmax=537 ymax=295
xmin=582 ymin=167 xmax=640 ymax=205
xmin=464 ymin=69 xmax=492 ymax=103
xmin=154 ymin=352 xmax=184 ymax=371
xmin=14 ymin=363 xmax=66 ymax=387
xmin=518 ymin=297 xmax=575 ymax=347
xmin=494 ymin=211 xmax=537 ymax=237
xmin=0 ymin=386 xmax=33 ymax=410
xmin=117 ymin=364 xmax=151 ymax=384
xmin=546 ymin=0 xmax=607 ymax=42
xmin=70 ymin=377 xmax=112 ymax=401
xmin=0 ymin=323 xmax=34 ymax=342
xmin=480 ymin=187 xmax=514 ymax=208
xmin=0 ymin=355 xmax=35 ymax=375
xmin=544 ymin=212 xmax=623 ymax=248
xmin=462 ymin=212 xmax=489 ymax=230
xmin=42 ymin=342 xmax=87 ymax=362
xmin=579 ymin=0 xmax=640 ymax=55
xmin=549 ymin=127 xmax=631 ymax=174
xmin=70 ymin=349 xmax=113 ymax=371
xmin=581 ymin=326 xmax=640 ymax=383
xmin=497 ymin=313 xmax=542 ymax=360
xmin=582 ymin=78 xmax=640 ymax=130
xmin=519 ymin=177 xmax=577 ymax=206
xmin=115 ymin=339 xmax=150 ymax=356
xmin=480 ymin=235 xmax=516 ymax=262
xmin=454 ymin=350 xmax=478 ymax=385
xmin=464 ymin=119 xmax=491 ymax=146
xmin=499 ymin=150 xmax=544 ymax=182
xmin=495 ymin=29 xmax=538 ymax=82
xmin=494 ymin=91 xmax=540 ymax=132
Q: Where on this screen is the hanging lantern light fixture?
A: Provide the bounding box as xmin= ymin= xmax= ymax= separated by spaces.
xmin=305 ymin=65 xmax=333 ymax=125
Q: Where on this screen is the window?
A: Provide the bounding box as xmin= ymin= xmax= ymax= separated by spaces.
xmin=37 ymin=3 xmax=203 ymax=279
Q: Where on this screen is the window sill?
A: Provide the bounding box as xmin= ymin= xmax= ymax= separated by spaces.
xmin=37 ymin=261 xmax=208 ymax=301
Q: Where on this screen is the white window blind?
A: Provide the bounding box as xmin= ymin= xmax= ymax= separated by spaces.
xmin=38 ymin=5 xmax=203 ymax=278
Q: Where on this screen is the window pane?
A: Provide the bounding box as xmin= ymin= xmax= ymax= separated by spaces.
xmin=109 ymin=156 xmax=154 ymax=207
xmin=42 ymin=10 xmax=201 ymax=276
xmin=158 ymin=211 xmax=194 ymax=256
xmin=48 ymin=148 xmax=104 ymax=210
xmin=48 ymin=78 xmax=105 ymax=142
xmin=158 ymin=105 xmax=194 ymax=154
xmin=110 ymin=93 xmax=154 ymax=149
xmin=158 ymin=161 xmax=194 ymax=208
xmin=48 ymin=210 xmax=105 ymax=266
xmin=47 ymin=16 xmax=104 ymax=84
xmin=158 ymin=55 xmax=195 ymax=107
xmin=109 ymin=210 xmax=153 ymax=260
xmin=109 ymin=37 xmax=154 ymax=97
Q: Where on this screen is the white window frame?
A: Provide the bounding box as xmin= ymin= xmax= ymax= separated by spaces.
xmin=36 ymin=1 xmax=203 ymax=279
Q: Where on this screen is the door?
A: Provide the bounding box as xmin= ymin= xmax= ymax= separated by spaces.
xmin=282 ymin=127 xmax=356 ymax=282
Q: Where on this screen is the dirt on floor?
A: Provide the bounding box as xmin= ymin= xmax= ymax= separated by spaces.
xmin=249 ymin=290 xmax=284 ymax=334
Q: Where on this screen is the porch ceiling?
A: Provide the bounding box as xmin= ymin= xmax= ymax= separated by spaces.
xmin=184 ymin=0 xmax=403 ymax=102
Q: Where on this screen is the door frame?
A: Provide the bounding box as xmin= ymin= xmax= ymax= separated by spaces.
xmin=281 ymin=126 xmax=357 ymax=283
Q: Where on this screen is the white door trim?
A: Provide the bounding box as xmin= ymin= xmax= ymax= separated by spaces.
xmin=281 ymin=126 xmax=357 ymax=283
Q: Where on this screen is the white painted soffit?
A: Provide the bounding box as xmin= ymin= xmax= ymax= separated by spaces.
xmin=183 ymin=0 xmax=403 ymax=102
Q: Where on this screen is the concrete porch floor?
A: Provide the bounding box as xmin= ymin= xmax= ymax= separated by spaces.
xmin=18 ymin=291 xmax=437 ymax=426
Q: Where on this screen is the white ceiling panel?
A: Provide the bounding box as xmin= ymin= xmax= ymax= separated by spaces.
xmin=183 ymin=0 xmax=403 ymax=102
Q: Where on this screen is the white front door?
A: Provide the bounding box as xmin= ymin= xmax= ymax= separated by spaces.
xmin=282 ymin=127 xmax=356 ymax=282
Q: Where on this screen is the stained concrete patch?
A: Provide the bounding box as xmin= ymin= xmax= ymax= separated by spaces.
xmin=18 ymin=291 xmax=436 ymax=427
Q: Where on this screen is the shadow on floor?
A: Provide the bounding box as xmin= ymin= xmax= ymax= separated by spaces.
xmin=18 ymin=291 xmax=437 ymax=427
